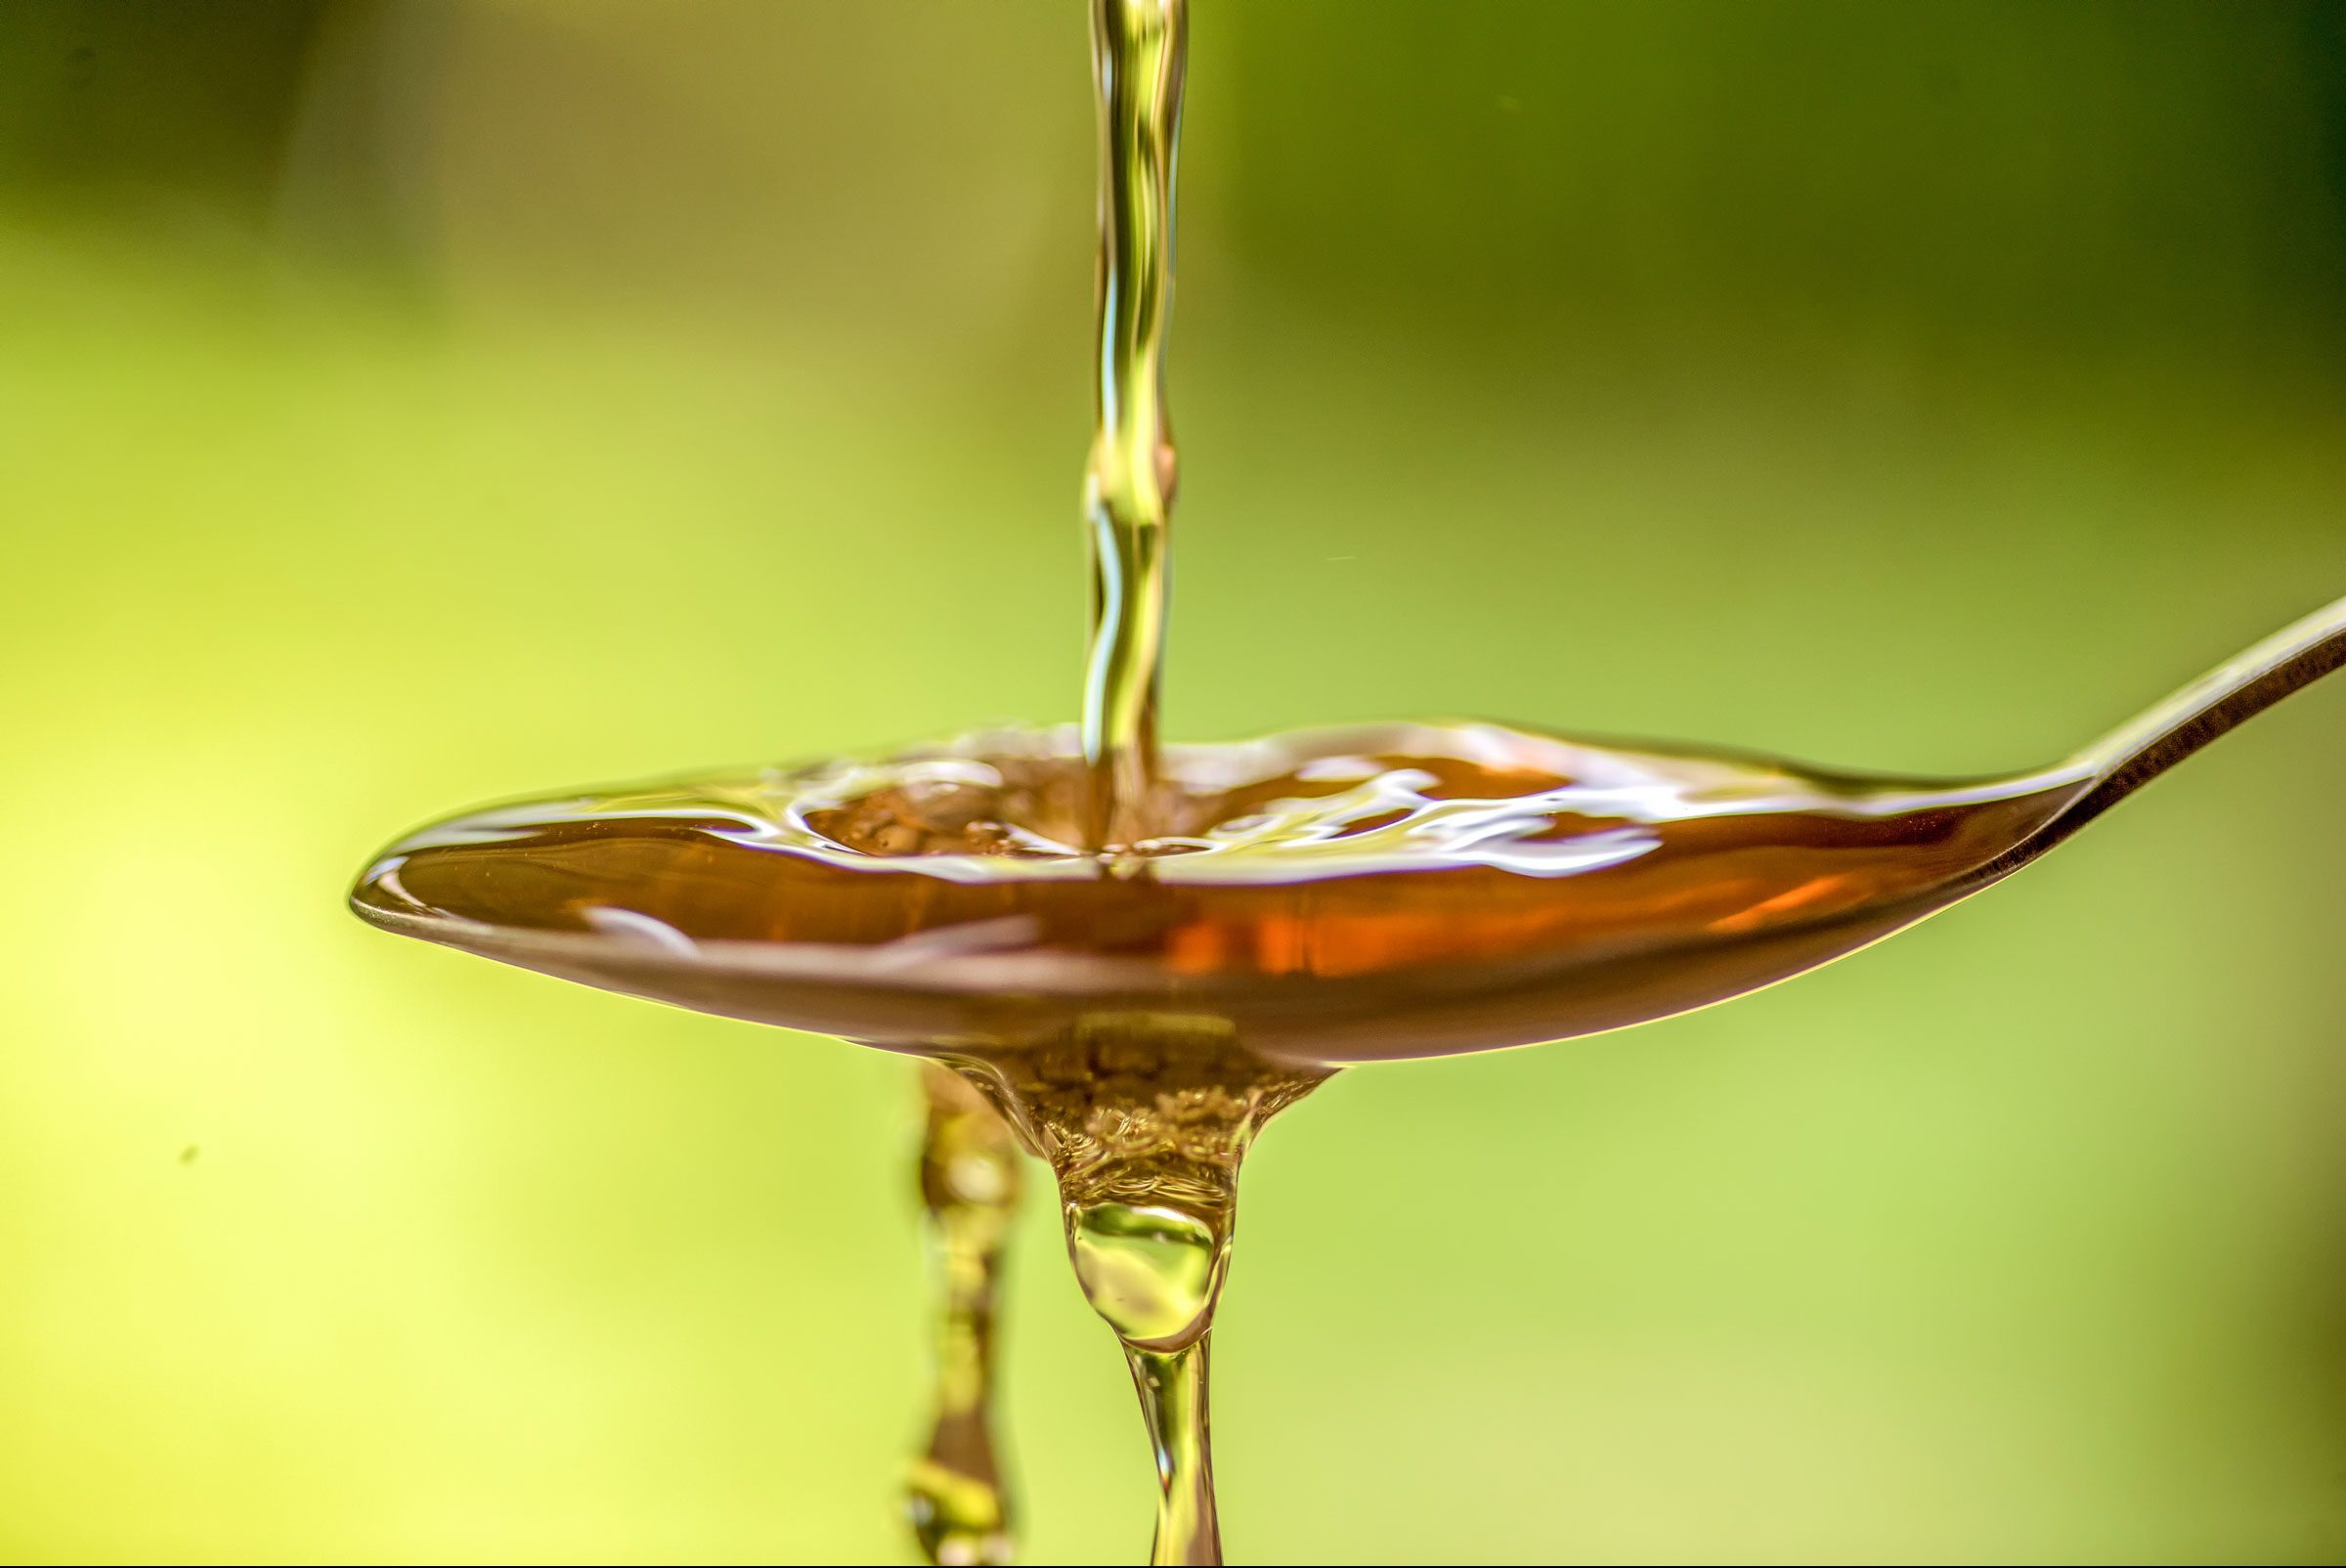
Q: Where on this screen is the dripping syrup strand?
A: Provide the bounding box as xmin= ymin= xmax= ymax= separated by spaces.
xmin=905 ymin=1064 xmax=1024 ymax=1566
xmin=1083 ymin=0 xmax=1186 ymax=850
xmin=1128 ymin=1340 xmax=1220 ymax=1566
xmin=1066 ymin=1191 xmax=1230 ymax=1567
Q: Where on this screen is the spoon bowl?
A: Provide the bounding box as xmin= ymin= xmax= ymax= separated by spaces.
xmin=350 ymin=594 xmax=2346 ymax=1068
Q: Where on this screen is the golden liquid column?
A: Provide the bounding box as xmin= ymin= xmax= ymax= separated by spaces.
xmin=1082 ymin=0 xmax=1185 ymax=849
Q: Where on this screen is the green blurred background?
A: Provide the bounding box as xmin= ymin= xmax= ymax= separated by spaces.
xmin=5 ymin=2 xmax=2346 ymax=1560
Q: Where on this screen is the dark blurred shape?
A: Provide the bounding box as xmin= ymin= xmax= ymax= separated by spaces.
xmin=0 ymin=0 xmax=429 ymax=282
xmin=1214 ymin=0 xmax=2346 ymax=376
xmin=2308 ymin=1 xmax=2346 ymax=234
xmin=0 ymin=1 xmax=328 ymax=223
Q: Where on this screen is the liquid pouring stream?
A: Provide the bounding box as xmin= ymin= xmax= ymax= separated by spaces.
xmin=1082 ymin=0 xmax=1183 ymax=853
xmin=346 ymin=0 xmax=2346 ymax=1560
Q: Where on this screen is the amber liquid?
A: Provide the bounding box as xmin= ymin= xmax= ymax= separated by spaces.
xmin=350 ymin=672 xmax=2346 ymax=1560
xmin=359 ymin=647 xmax=2346 ymax=1562
xmin=350 ymin=723 xmax=2089 ymax=1066
xmin=350 ymin=722 xmax=2088 ymax=1564
xmin=345 ymin=0 xmax=2346 ymax=1556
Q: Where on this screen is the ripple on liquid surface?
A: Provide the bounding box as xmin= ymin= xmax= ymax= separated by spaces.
xmin=350 ymin=722 xmax=2084 ymax=1063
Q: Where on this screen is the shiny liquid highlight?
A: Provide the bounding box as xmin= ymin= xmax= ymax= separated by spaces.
xmin=346 ymin=0 xmax=2346 ymax=1556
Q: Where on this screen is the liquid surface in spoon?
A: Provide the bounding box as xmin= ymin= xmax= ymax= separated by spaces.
xmin=353 ymin=568 xmax=2346 ymax=1069
xmin=349 ymin=719 xmax=2091 ymax=1067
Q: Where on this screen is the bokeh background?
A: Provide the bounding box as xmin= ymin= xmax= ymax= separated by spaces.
xmin=6 ymin=2 xmax=2346 ymax=1561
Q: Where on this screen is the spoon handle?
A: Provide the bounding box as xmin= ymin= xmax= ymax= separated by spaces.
xmin=2064 ymin=591 xmax=2346 ymax=825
